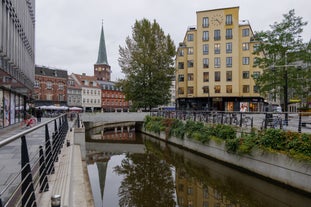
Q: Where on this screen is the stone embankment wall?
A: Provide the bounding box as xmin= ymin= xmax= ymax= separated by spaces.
xmin=140 ymin=128 xmax=311 ymax=194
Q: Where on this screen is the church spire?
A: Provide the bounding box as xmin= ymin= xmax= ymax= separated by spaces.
xmin=96 ymin=21 xmax=108 ymax=65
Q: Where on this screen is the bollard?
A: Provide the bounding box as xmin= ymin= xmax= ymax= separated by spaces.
xmin=67 ymin=140 xmax=70 ymax=147
xmin=51 ymin=194 xmax=61 ymax=207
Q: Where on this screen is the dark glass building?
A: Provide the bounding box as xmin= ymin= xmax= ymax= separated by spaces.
xmin=0 ymin=0 xmax=35 ymax=128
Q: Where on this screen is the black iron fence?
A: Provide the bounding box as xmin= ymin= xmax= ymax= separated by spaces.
xmin=152 ymin=110 xmax=311 ymax=133
xmin=0 ymin=114 xmax=68 ymax=207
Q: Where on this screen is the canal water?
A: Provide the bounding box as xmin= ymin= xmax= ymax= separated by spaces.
xmin=85 ymin=132 xmax=311 ymax=207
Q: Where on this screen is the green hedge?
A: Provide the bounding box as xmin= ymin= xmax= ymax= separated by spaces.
xmin=144 ymin=116 xmax=311 ymax=161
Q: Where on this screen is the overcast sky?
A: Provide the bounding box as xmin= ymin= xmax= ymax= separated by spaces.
xmin=35 ymin=0 xmax=311 ymax=81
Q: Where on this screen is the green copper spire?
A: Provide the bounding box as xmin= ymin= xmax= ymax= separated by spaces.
xmin=96 ymin=22 xmax=108 ymax=65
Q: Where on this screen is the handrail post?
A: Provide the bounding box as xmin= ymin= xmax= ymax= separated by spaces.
xmin=21 ymin=136 xmax=37 ymax=207
xmin=39 ymin=146 xmax=49 ymax=192
xmin=45 ymin=124 xmax=54 ymax=174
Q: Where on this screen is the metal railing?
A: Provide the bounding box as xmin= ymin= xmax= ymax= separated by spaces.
xmin=153 ymin=110 xmax=310 ymax=134
xmin=0 ymin=114 xmax=68 ymax=207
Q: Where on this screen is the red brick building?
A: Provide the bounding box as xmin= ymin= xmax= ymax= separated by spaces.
xmin=34 ymin=66 xmax=68 ymax=107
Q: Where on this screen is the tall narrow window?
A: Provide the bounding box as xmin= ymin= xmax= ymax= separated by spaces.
xmin=214 ymin=30 xmax=221 ymax=40
xmin=187 ymin=34 xmax=194 ymax=41
xmin=202 ymin=17 xmax=209 ymax=28
xmin=242 ymin=43 xmax=249 ymax=51
xmin=242 ymin=28 xmax=249 ymax=36
xmin=203 ymin=72 xmax=209 ymax=82
xmin=226 ymin=14 xmax=233 ymax=25
xmin=187 ymin=73 xmax=194 ymax=81
xmin=226 ymin=29 xmax=232 ymax=39
xmin=215 ymin=71 xmax=221 ymax=82
xmin=203 ymin=58 xmax=209 ymax=68
xmin=226 ymin=57 xmax=232 ymax=67
xmin=188 ymin=47 xmax=194 ymax=54
xmin=178 ymin=74 xmax=184 ymax=82
xmin=242 ymin=57 xmax=250 ymax=65
xmin=187 ymin=60 xmax=194 ymax=67
xmin=203 ymin=44 xmax=209 ymax=55
xmin=178 ymin=62 xmax=184 ymax=69
xmin=226 ymin=71 xmax=232 ymax=82
xmin=203 ymin=31 xmax=209 ymax=41
xmin=226 ymin=85 xmax=232 ymax=93
xmin=214 ymin=57 xmax=221 ymax=68
xmin=214 ymin=43 xmax=220 ymax=54
xmin=226 ymin=42 xmax=232 ymax=53
xmin=187 ymin=87 xmax=194 ymax=94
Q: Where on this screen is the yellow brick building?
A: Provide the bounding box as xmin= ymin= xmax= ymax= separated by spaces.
xmin=175 ymin=7 xmax=264 ymax=112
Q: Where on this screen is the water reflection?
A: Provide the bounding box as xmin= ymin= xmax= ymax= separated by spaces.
xmin=86 ymin=132 xmax=311 ymax=207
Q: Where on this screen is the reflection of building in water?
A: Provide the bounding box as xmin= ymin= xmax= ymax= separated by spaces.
xmin=175 ymin=168 xmax=239 ymax=207
xmin=86 ymin=121 xmax=137 ymax=141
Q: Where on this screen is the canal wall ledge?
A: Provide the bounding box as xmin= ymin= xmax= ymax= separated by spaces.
xmin=141 ymin=128 xmax=311 ymax=194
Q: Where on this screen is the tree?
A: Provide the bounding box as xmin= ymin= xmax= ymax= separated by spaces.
xmin=114 ymin=153 xmax=176 ymax=207
xmin=118 ymin=19 xmax=176 ymax=111
xmin=253 ymin=9 xmax=309 ymax=110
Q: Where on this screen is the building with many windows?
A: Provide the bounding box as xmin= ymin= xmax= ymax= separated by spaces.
xmin=0 ymin=0 xmax=35 ymax=128
xmin=67 ymin=74 xmax=82 ymax=108
xmin=34 ymin=66 xmax=68 ymax=107
xmin=175 ymin=7 xmax=264 ymax=112
xmin=71 ymin=73 xmax=102 ymax=112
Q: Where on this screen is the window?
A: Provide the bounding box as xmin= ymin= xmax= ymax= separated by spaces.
xmin=187 ymin=60 xmax=194 ymax=67
xmin=254 ymin=85 xmax=259 ymax=93
xmin=242 ymin=43 xmax=249 ymax=50
xmin=242 ymin=57 xmax=250 ymax=65
xmin=226 ymin=71 xmax=232 ymax=81
xmin=203 ymin=72 xmax=209 ymax=82
xmin=203 ymin=31 xmax=209 ymax=41
xmin=46 ymin=82 xmax=52 ymax=89
xmin=202 ymin=17 xmax=209 ymax=27
xmin=226 ymin=85 xmax=232 ymax=93
xmin=187 ymin=73 xmax=194 ymax=81
xmin=59 ymin=94 xmax=64 ymax=101
xmin=243 ymin=85 xmax=250 ymax=93
xmin=203 ymin=58 xmax=209 ymax=68
xmin=214 ymin=30 xmax=221 ymax=40
xmin=34 ymin=80 xmax=40 ymax=88
xmin=226 ymin=29 xmax=233 ymax=39
xmin=242 ymin=28 xmax=249 ymax=36
xmin=178 ymin=49 xmax=184 ymax=56
xmin=214 ymin=85 xmax=221 ymax=93
xmin=187 ymin=34 xmax=194 ymax=41
xmin=214 ymin=43 xmax=220 ymax=54
xmin=178 ymin=62 xmax=184 ymax=69
xmin=214 ymin=57 xmax=220 ymax=68
xmin=69 ymin=80 xmax=75 ymax=86
xmin=215 ymin=71 xmax=221 ymax=81
xmin=226 ymin=42 xmax=232 ymax=53
xmin=178 ymin=74 xmax=184 ymax=82
xmin=203 ymin=86 xmax=209 ymax=94
xmin=187 ymin=87 xmax=194 ymax=94
xmin=243 ymin=71 xmax=250 ymax=79
xmin=178 ymin=87 xmax=184 ymax=94
xmin=58 ymin=83 xmax=64 ymax=90
xmin=226 ymin=57 xmax=232 ymax=67
xmin=253 ymin=71 xmax=260 ymax=79
xmin=188 ymin=47 xmax=194 ymax=55
xmin=226 ymin=14 xmax=233 ymax=25
xmin=253 ymin=44 xmax=259 ymax=52
xmin=203 ymin=44 xmax=209 ymax=55
xmin=46 ymin=94 xmax=52 ymax=100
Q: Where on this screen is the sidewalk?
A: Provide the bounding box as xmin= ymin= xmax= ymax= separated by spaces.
xmin=0 ymin=118 xmax=94 ymax=207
